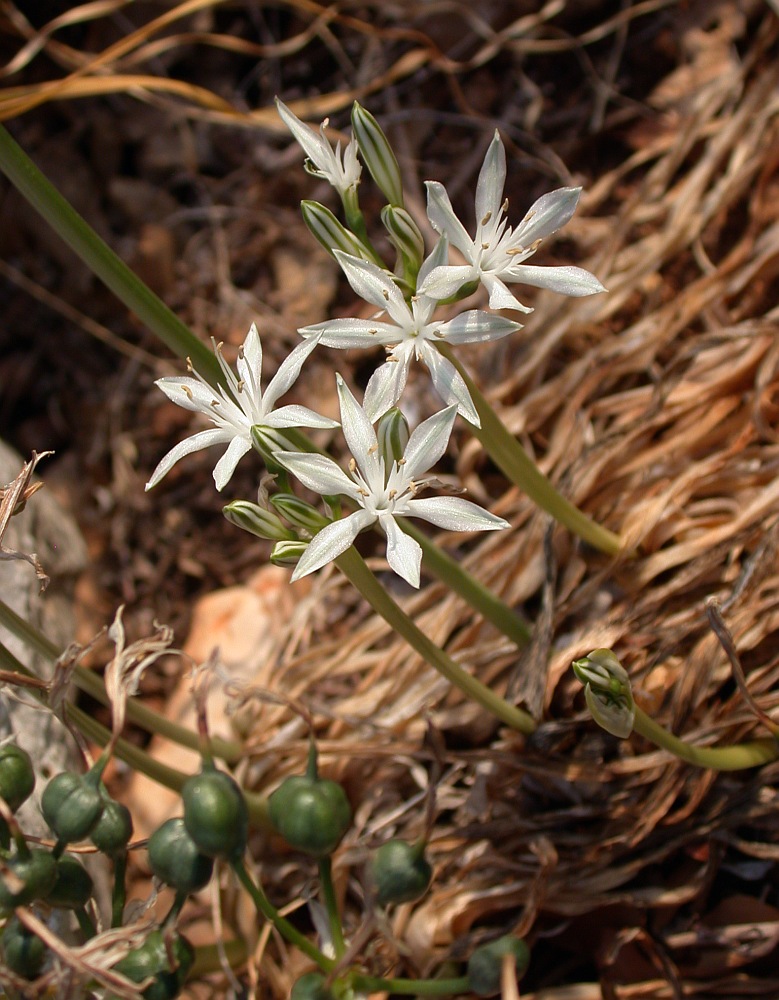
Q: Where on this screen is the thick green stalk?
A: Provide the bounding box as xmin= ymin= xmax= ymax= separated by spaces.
xmin=397 ymin=518 xmax=531 ymax=648
xmin=633 ymin=705 xmax=778 ymax=771
xmin=0 ymin=597 xmax=243 ymax=763
xmin=335 ymin=548 xmax=536 ymax=734
xmin=0 ymin=124 xmax=222 ymax=384
xmin=438 ymin=346 xmax=623 ymax=556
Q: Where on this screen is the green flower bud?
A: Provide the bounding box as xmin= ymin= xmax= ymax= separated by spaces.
xmin=90 ymin=795 xmax=134 ymax=856
xmin=271 ymin=494 xmax=330 ymax=532
xmin=269 ymin=749 xmax=351 ymax=859
xmin=572 ymin=648 xmax=635 ymax=738
xmin=376 ymin=407 xmax=410 ymax=467
xmin=371 ymin=839 xmax=432 ymax=906
xmin=301 ymin=200 xmax=375 ymax=261
xmin=0 ymin=848 xmax=58 ymax=915
xmin=112 ymin=929 xmax=194 ymax=1000
xmin=148 ymin=818 xmax=214 ymax=894
xmin=0 ymin=744 xmax=35 ymax=812
xmin=45 ymin=854 xmax=94 ymax=909
xmin=2 ymin=915 xmax=47 ymax=979
xmin=381 ymin=205 xmax=425 ymax=283
xmin=223 ymin=500 xmax=298 ymax=542
xmin=351 ymin=103 xmax=403 ymax=207
xmin=290 ymin=971 xmax=336 ymax=1000
xmin=467 ymin=936 xmax=530 ymax=997
xmin=41 ymin=771 xmax=104 ymax=845
xmin=270 ymin=539 xmax=310 ymax=568
xmin=182 ymin=766 xmax=248 ymax=860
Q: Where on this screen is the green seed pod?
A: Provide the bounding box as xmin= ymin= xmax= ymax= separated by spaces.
xmin=371 ymin=839 xmax=432 ymax=906
xmin=41 ymin=771 xmax=104 ymax=845
xmin=0 ymin=744 xmax=35 ymax=812
xmin=148 ymin=818 xmax=214 ymax=894
xmin=91 ymin=796 xmax=134 ymax=856
xmin=467 ymin=936 xmax=530 ymax=997
xmin=2 ymin=915 xmax=47 ymax=979
xmin=45 ymin=854 xmax=94 ymax=909
xmin=182 ymin=766 xmax=248 ymax=860
xmin=0 ymin=848 xmax=58 ymax=915
xmin=268 ymin=774 xmax=351 ymax=858
xmin=290 ymin=971 xmax=336 ymax=1000
xmin=113 ymin=929 xmax=194 ymax=1000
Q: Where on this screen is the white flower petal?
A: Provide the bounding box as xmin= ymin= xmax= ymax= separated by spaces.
xmin=504 ymin=264 xmax=606 ymax=297
xmin=405 ymin=496 xmax=509 ymax=531
xmin=274 ymin=451 xmax=359 ymax=499
xmin=145 ymin=428 xmax=231 ymax=489
xmin=236 ymin=323 xmax=263 ymax=390
xmin=483 ymin=273 xmax=533 ymax=313
xmin=154 ymin=376 xmax=218 ymax=412
xmin=333 ymin=252 xmax=406 ymax=317
xmin=336 ymin=376 xmax=378 ymax=478
xmin=417 ymin=234 xmax=450 ymax=288
xmin=402 ymin=405 xmax=457 ymax=480
xmin=299 ymin=318 xmax=401 ymax=349
xmin=424 ymin=181 xmax=474 ymax=258
xmin=417 ymin=263 xmax=477 ymax=302
xmin=422 ymin=346 xmax=481 ymax=425
xmin=513 ymin=187 xmax=581 ymax=244
xmin=213 ymin=436 xmax=252 ymax=491
xmin=262 ymin=334 xmax=320 ymax=412
xmin=363 ymin=353 xmax=411 ymax=422
xmin=475 ymin=131 xmax=506 ymax=225
xmin=291 ymin=510 xmax=375 ymax=580
xmin=381 ymin=515 xmax=422 ymax=587
xmin=440 ymin=310 xmax=522 ymax=345
xmin=265 ymin=404 xmax=339 ymax=429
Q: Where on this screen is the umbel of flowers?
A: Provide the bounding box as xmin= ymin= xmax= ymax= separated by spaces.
xmin=146 ymin=99 xmax=608 ymax=588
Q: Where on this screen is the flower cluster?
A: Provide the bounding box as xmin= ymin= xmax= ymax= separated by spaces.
xmin=147 ymin=101 xmax=605 ymax=587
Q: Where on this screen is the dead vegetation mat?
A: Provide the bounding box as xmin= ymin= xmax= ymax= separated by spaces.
xmin=1 ymin=1 xmax=779 ymax=997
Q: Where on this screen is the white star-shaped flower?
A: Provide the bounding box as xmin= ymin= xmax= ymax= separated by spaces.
xmin=298 ymin=243 xmax=522 ymax=427
xmin=274 ymin=376 xmax=508 ymax=588
xmin=146 ymin=325 xmax=338 ymax=492
xmin=420 ymin=130 xmax=606 ymax=313
xmin=276 ymin=98 xmax=361 ymax=197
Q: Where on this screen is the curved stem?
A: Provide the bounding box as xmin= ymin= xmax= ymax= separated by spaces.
xmin=335 ymin=548 xmax=536 ymax=734
xmin=438 ymin=346 xmax=623 ymax=556
xmin=231 ymin=858 xmax=335 ymax=971
xmin=632 ymin=705 xmax=778 ymax=771
xmin=398 ymin=519 xmax=531 ymax=648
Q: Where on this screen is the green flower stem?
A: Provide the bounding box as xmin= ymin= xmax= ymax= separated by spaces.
xmin=318 ymin=856 xmax=347 ymax=959
xmin=335 ymin=548 xmax=536 ymax=734
xmin=0 ymin=597 xmax=243 ymax=763
xmin=438 ymin=345 xmax=623 ymax=557
xmin=632 ymin=705 xmax=779 ymax=771
xmin=0 ymin=124 xmax=223 ymax=386
xmin=111 ymin=851 xmax=128 ymax=929
xmin=350 ymin=973 xmax=470 ymax=996
xmin=75 ymin=907 xmax=97 ymax=940
xmin=397 ymin=518 xmax=531 ymax=648
xmin=231 ymin=858 xmax=335 ymax=971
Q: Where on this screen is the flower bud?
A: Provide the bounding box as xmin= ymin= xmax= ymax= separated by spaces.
xmin=182 ymin=765 xmax=248 ymax=861
xmin=381 ymin=205 xmax=425 ymax=283
xmin=371 ymin=838 xmax=432 ymax=906
xmin=41 ymin=771 xmax=104 ymax=845
xmin=250 ymin=424 xmax=297 ymax=462
xmin=572 ymin=648 xmax=635 ymax=739
xmin=148 ymin=817 xmax=214 ymax=894
xmin=301 ymin=200 xmax=375 ymax=261
xmin=467 ymin=936 xmax=530 ymax=997
xmin=2 ymin=916 xmax=47 ymax=980
xmin=223 ymin=500 xmax=298 ymax=542
xmin=270 ymin=539 xmax=310 ymax=568
xmin=351 ymin=103 xmax=403 ymax=207
xmin=376 ymin=408 xmax=410 ymax=468
xmin=0 ymin=744 xmax=35 ymax=813
xmin=271 ymin=494 xmax=330 ymax=532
